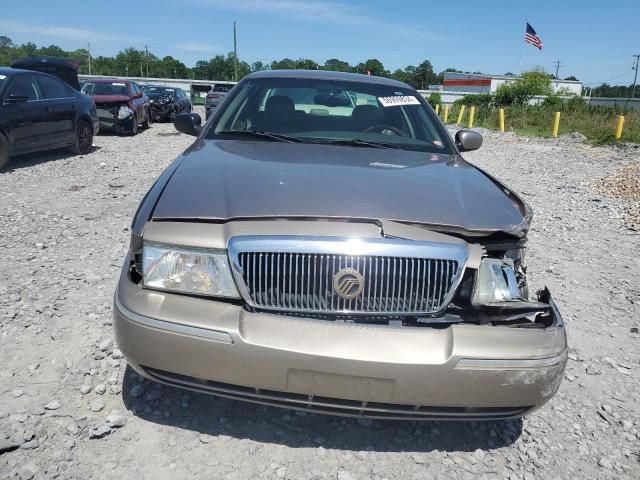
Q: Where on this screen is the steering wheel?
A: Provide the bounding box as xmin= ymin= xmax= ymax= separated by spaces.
xmin=363 ymin=125 xmax=407 ymax=137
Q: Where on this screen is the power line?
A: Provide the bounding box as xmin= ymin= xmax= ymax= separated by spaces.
xmin=631 ymin=54 xmax=640 ymax=100
xmin=233 ymin=21 xmax=238 ymax=82
xmin=87 ymin=42 xmax=91 ymax=75
xmin=144 ymin=45 xmax=150 ymax=77
xmin=553 ymin=60 xmax=563 ymax=79
xmin=583 ymin=69 xmax=634 ymax=86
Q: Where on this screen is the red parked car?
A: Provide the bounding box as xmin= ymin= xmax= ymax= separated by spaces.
xmin=81 ymin=79 xmax=152 ymax=135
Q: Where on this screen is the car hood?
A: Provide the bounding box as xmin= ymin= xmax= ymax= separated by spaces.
xmin=92 ymin=95 xmax=131 ymax=104
xmin=147 ymin=92 xmax=172 ymax=100
xmin=151 ymin=140 xmax=529 ymax=236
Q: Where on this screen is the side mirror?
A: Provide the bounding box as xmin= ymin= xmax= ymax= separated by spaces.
xmin=4 ymin=94 xmax=29 ymax=104
xmin=455 ymin=129 xmax=483 ymax=152
xmin=133 ymin=92 xmax=143 ymax=99
xmin=174 ymin=112 xmax=202 ymax=136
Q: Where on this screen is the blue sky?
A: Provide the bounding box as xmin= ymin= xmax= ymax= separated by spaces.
xmin=1 ymin=0 xmax=639 ymax=85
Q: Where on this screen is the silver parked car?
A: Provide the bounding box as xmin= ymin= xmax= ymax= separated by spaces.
xmin=205 ymin=83 xmax=234 ymax=119
xmin=114 ymin=70 xmax=567 ymax=420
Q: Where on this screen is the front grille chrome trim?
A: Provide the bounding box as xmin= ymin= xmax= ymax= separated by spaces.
xmin=228 ymin=236 xmax=468 ymax=316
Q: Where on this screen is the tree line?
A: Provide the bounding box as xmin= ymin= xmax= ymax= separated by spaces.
xmin=7 ymin=36 xmax=635 ymax=97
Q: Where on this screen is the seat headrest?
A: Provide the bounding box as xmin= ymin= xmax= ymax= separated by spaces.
xmin=351 ymin=104 xmax=384 ymax=130
xmin=265 ymin=95 xmax=295 ymax=117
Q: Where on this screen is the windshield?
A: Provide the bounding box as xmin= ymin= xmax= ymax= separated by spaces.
xmin=207 ymin=77 xmax=451 ymax=153
xmin=81 ymin=82 xmax=129 ymax=96
xmin=143 ymin=86 xmax=174 ymax=95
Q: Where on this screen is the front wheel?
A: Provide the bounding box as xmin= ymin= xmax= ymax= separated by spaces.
xmin=70 ymin=120 xmax=93 ymax=155
xmin=129 ymin=114 xmax=138 ymax=136
xmin=0 ymin=133 xmax=11 ymax=170
xmin=142 ymin=108 xmax=152 ymax=129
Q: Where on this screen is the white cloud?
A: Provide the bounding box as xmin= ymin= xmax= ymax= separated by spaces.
xmin=174 ymin=41 xmax=219 ymax=53
xmin=0 ymin=20 xmax=145 ymax=44
xmin=195 ymin=0 xmax=442 ymax=41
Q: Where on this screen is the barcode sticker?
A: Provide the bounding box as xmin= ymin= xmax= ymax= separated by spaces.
xmin=378 ymin=95 xmax=421 ymax=107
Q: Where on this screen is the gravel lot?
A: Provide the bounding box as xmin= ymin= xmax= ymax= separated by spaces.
xmin=1 ymin=108 xmax=639 ymax=480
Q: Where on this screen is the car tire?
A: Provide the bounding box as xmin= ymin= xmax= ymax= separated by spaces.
xmin=142 ymin=108 xmax=152 ymax=129
xmin=129 ymin=114 xmax=138 ymax=136
xmin=70 ymin=120 xmax=93 ymax=155
xmin=0 ymin=133 xmax=10 ymax=171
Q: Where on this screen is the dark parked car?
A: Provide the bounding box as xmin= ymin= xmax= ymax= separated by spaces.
xmin=81 ymin=79 xmax=152 ymax=135
xmin=115 ymin=70 xmax=567 ymax=420
xmin=11 ymin=57 xmax=81 ymax=90
xmin=0 ymin=67 xmax=98 ymax=170
xmin=205 ymin=83 xmax=233 ymax=119
xmin=141 ymin=85 xmax=192 ymax=122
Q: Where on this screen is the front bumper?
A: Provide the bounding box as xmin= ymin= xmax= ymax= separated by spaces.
xmin=150 ymin=102 xmax=173 ymax=121
xmin=97 ymin=115 xmax=135 ymax=133
xmin=114 ymin=265 xmax=567 ymax=420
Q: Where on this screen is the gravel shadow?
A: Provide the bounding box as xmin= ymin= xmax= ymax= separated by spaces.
xmin=122 ymin=366 xmax=522 ymax=453
xmin=2 ymin=146 xmax=102 ymax=172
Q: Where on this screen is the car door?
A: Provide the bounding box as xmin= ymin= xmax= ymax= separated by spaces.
xmin=175 ymin=89 xmax=185 ymax=112
xmin=131 ymin=83 xmax=144 ymax=120
xmin=1 ymin=73 xmax=46 ymax=153
xmin=35 ymin=74 xmax=77 ymax=146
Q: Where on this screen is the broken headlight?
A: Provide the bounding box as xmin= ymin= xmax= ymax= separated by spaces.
xmin=118 ymin=105 xmax=133 ymax=119
xmin=142 ymin=243 xmax=240 ymax=298
xmin=471 ymin=258 xmax=522 ymax=306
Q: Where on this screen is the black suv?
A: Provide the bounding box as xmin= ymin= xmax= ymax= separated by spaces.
xmin=0 ymin=59 xmax=99 ymax=170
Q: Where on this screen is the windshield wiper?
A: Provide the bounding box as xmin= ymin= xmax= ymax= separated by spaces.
xmin=308 ymin=138 xmax=401 ymax=149
xmin=217 ymin=130 xmax=303 ymax=143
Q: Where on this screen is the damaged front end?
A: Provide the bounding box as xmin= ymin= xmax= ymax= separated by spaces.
xmin=149 ymin=95 xmax=176 ymax=121
xmin=95 ymin=101 xmax=136 ymax=132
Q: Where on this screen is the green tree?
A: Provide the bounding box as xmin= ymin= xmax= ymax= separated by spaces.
xmin=414 ymin=60 xmax=436 ymax=90
xmin=323 ymin=58 xmax=351 ymax=72
xmin=251 ymin=61 xmax=268 ymax=72
xmin=355 ymin=59 xmax=388 ymax=77
xmin=494 ymin=68 xmax=552 ymax=106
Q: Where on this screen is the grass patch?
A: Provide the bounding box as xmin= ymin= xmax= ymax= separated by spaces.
xmin=442 ymin=104 xmax=640 ymax=145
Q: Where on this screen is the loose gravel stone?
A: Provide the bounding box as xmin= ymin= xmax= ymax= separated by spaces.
xmin=90 ymin=399 xmax=106 ymax=413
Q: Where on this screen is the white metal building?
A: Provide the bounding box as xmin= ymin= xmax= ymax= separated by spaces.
xmin=442 ymin=72 xmax=582 ymax=96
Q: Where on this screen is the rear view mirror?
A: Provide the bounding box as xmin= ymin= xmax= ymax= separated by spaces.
xmin=4 ymin=94 xmax=29 ymax=104
xmin=314 ymin=94 xmax=351 ymax=107
xmin=455 ymin=130 xmax=483 ymax=152
xmin=174 ymin=112 xmax=202 ymax=136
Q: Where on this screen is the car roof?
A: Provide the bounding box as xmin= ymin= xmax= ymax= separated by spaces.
xmin=85 ymin=78 xmax=132 ymax=84
xmin=0 ymin=66 xmax=69 ymax=80
xmin=245 ymin=69 xmax=412 ymax=88
xmin=11 ymin=57 xmax=80 ymax=70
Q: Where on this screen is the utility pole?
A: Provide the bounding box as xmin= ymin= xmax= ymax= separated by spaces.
xmin=631 ymin=54 xmax=640 ymax=100
xmin=145 ymin=45 xmax=149 ymax=77
xmin=87 ymin=43 xmax=91 ymax=75
xmin=553 ymin=60 xmax=563 ymax=79
xmin=233 ymin=21 xmax=238 ymax=82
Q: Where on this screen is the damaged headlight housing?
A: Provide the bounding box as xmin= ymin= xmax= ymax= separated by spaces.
xmin=142 ymin=243 xmax=240 ymax=298
xmin=472 ymin=258 xmax=522 ymax=306
xmin=117 ymin=105 xmax=133 ymax=119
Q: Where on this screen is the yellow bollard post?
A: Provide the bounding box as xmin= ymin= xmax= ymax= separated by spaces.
xmin=499 ymin=108 xmax=505 ymax=133
xmin=552 ymin=111 xmax=561 ymax=137
xmin=443 ymin=105 xmax=450 ymax=123
xmin=435 ymin=104 xmax=440 ymax=115
xmin=456 ymin=105 xmax=466 ymax=125
xmin=468 ymin=106 xmax=476 ymax=128
xmin=615 ymin=115 xmax=625 ymax=139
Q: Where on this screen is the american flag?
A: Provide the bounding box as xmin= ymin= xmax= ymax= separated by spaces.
xmin=524 ymin=23 xmax=543 ymax=50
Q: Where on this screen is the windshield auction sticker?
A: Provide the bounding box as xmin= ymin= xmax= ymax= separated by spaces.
xmin=378 ymin=95 xmax=421 ymax=107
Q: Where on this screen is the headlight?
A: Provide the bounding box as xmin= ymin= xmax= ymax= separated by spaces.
xmin=117 ymin=105 xmax=133 ymax=119
xmin=142 ymin=243 xmax=240 ymax=298
xmin=471 ymin=258 xmax=522 ymax=306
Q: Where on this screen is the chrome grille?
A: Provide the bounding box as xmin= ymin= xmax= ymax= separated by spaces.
xmin=229 ymin=236 xmax=467 ymax=315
